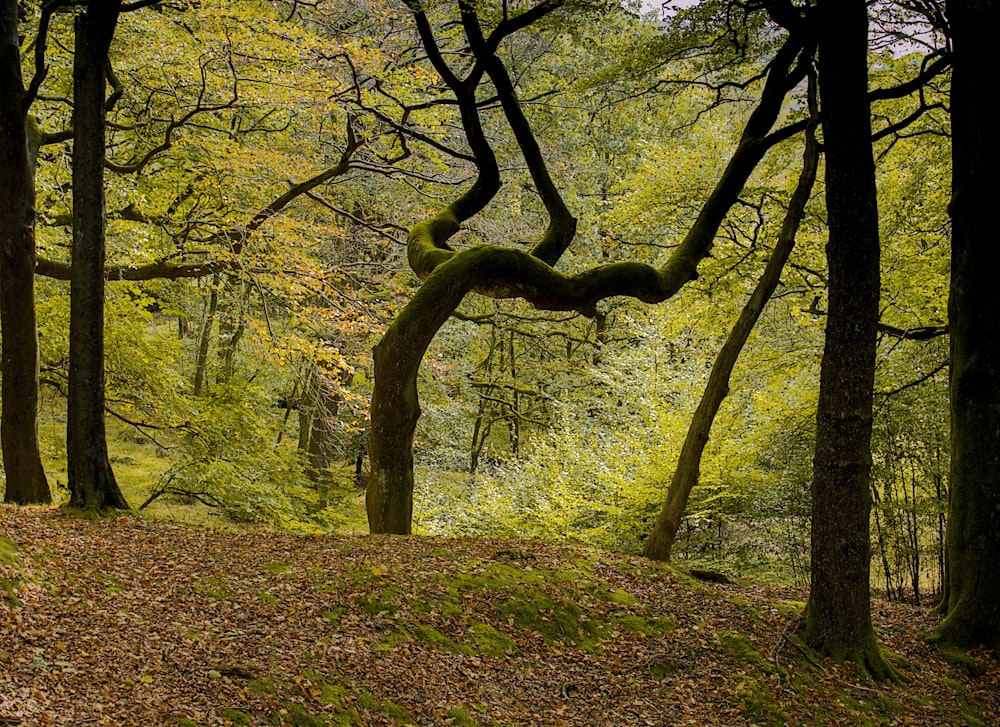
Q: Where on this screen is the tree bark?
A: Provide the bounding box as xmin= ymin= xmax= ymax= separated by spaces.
xmin=67 ymin=1 xmax=129 ymax=510
xmin=643 ymin=83 xmax=819 ymax=562
xmin=932 ymin=0 xmax=1000 ymax=655
xmin=0 ymin=0 xmax=50 ymax=504
xmin=801 ymin=0 xmax=891 ymax=677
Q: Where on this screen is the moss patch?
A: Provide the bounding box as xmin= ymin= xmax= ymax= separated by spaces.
xmin=447 ymin=705 xmax=482 ymax=726
xmin=220 ymin=708 xmax=252 ymax=725
xmin=468 ymin=621 xmax=520 ymax=656
xmin=0 ymin=536 xmax=20 ymax=565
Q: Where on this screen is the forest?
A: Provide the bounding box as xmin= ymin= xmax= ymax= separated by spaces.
xmin=1 ymin=0 xmax=999 ymax=723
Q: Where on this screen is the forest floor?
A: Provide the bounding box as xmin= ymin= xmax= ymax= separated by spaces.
xmin=1 ymin=506 xmax=998 ymax=727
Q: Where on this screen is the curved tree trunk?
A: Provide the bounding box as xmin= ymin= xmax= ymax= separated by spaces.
xmin=0 ymin=0 xmax=50 ymax=504
xmin=368 ymin=251 xmax=492 ymax=533
xmin=801 ymin=0 xmax=891 ymax=678
xmin=643 ymin=82 xmax=819 ymax=562
xmin=367 ymin=1 xmax=812 ymax=534
xmin=67 ymin=1 xmax=129 ymax=511
xmin=932 ymin=0 xmax=1000 ymax=655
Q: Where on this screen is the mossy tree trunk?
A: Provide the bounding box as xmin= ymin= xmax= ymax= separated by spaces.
xmin=67 ymin=0 xmax=129 ymax=511
xmin=801 ymin=0 xmax=892 ymax=678
xmin=366 ymin=0 xmax=813 ymax=534
xmin=933 ymin=0 xmax=1000 ymax=655
xmin=643 ymin=79 xmax=820 ymax=562
xmin=0 ymin=0 xmax=50 ymax=505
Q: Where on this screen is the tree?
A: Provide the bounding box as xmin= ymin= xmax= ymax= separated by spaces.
xmin=800 ymin=0 xmax=892 ymax=677
xmin=366 ymin=0 xmax=814 ymax=534
xmin=0 ymin=0 xmax=51 ymax=504
xmin=66 ymin=0 xmax=130 ymax=509
xmin=643 ymin=76 xmax=820 ymax=562
xmin=933 ymin=0 xmax=1000 ymax=654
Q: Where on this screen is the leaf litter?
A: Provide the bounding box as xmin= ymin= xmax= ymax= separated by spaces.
xmin=1 ymin=506 xmax=997 ymax=726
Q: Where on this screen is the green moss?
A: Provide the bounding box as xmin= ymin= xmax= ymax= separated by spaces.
xmin=356 ymin=586 xmax=401 ymax=616
xmin=320 ymin=606 xmax=348 ymax=626
xmin=316 ymin=577 xmax=346 ymax=593
xmin=411 ymin=623 xmax=470 ymax=654
xmin=468 ymin=621 xmax=520 ymax=656
xmin=248 ymin=675 xmax=283 ymax=695
xmin=317 ymin=680 xmax=350 ymax=709
xmin=258 ymin=592 xmax=279 ymax=605
xmin=276 ymin=702 xmax=326 ymax=727
xmin=380 ymin=699 xmax=413 ymax=724
xmin=776 ymin=599 xmax=806 ymax=617
xmin=264 ymin=562 xmax=291 ymax=574
xmin=194 ymin=576 xmax=229 ymax=599
xmin=734 ymin=677 xmax=788 ymax=726
xmin=355 ymin=689 xmax=377 ymax=710
xmin=173 ymin=719 xmax=208 ymax=727
xmin=220 ymin=708 xmax=252 ymax=725
xmin=646 ymin=650 xmax=689 ymax=679
xmin=0 ymin=537 xmax=20 ymax=565
xmin=935 ymin=643 xmax=988 ymax=677
xmin=499 ymin=590 xmax=607 ymax=652
xmin=607 ymin=588 xmax=637 ymax=606
xmin=612 ymin=614 xmax=677 ymax=637
xmin=718 ymin=632 xmax=768 ymax=666
xmin=447 ymin=706 xmax=482 ymax=727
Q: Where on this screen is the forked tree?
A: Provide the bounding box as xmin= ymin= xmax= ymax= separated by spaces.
xmin=365 ymin=0 xmax=815 ymax=534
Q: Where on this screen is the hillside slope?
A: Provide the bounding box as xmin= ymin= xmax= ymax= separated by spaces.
xmin=1 ymin=506 xmax=997 ymax=726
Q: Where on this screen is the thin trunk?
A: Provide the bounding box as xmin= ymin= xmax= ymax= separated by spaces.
xmin=872 ymin=484 xmax=894 ymax=600
xmin=904 ymin=467 xmax=920 ymax=605
xmin=643 ymin=82 xmax=819 ymax=561
xmin=193 ymin=273 xmax=220 ymax=396
xmin=66 ymin=1 xmax=129 ymax=510
xmin=507 ymin=331 xmax=519 ymax=457
xmin=0 ymin=0 xmax=50 ymax=504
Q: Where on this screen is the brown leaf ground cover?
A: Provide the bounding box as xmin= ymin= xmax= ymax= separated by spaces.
xmin=1 ymin=505 xmax=998 ymax=726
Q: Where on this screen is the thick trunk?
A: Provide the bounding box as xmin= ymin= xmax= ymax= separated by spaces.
xmin=67 ymin=2 xmax=129 ymax=511
xmin=368 ymin=254 xmax=480 ymax=533
xmin=643 ymin=86 xmax=819 ymax=562
xmin=933 ymin=0 xmax=1000 ymax=654
xmin=0 ymin=0 xmax=50 ymax=504
xmin=802 ymin=0 xmax=890 ymax=677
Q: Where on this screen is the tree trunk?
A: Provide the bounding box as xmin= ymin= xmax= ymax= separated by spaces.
xmin=193 ymin=273 xmax=220 ymax=396
xmin=367 ymin=257 xmax=477 ymax=533
xmin=67 ymin=1 xmax=129 ymax=511
xmin=0 ymin=0 xmax=51 ymax=504
xmin=307 ymin=377 xmax=339 ymax=484
xmin=643 ymin=83 xmax=819 ymax=561
xmin=933 ymin=0 xmax=1000 ymax=654
xmin=801 ymin=0 xmax=890 ymax=677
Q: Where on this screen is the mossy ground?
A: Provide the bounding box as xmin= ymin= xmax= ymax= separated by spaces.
xmin=1 ymin=507 xmax=997 ymax=726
